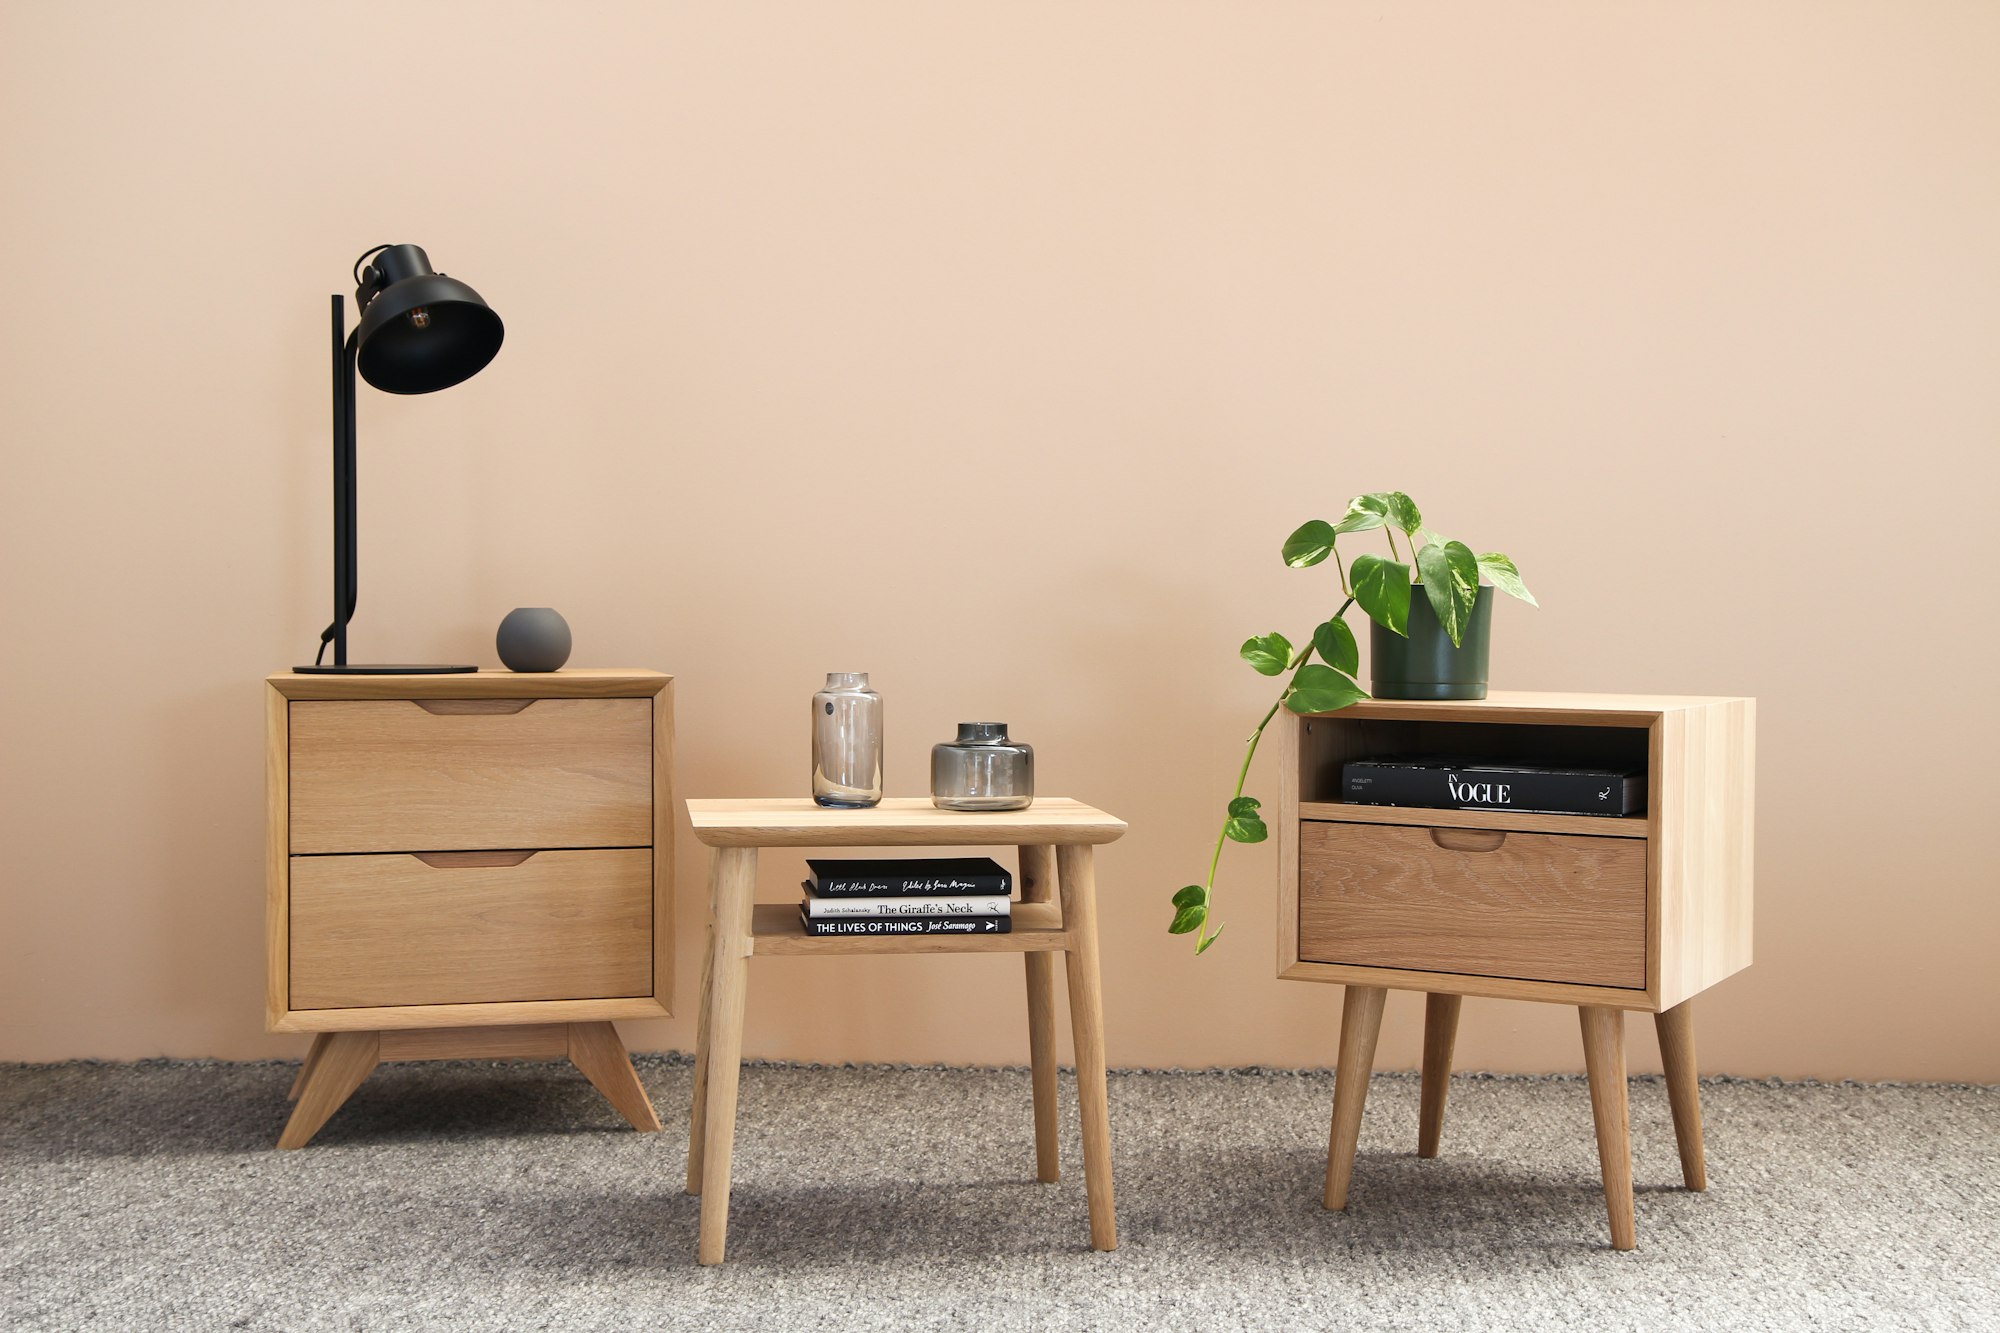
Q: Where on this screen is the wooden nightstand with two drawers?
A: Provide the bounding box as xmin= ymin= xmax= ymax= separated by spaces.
xmin=264 ymin=670 xmax=673 ymax=1149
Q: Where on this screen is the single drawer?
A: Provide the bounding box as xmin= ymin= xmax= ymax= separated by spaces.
xmin=289 ymin=698 xmax=652 ymax=853
xmin=289 ymin=848 xmax=653 ymax=1009
xmin=1299 ymin=821 xmax=1646 ymax=988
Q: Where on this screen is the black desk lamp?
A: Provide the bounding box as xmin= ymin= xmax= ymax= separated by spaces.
xmin=296 ymin=243 xmax=504 ymax=674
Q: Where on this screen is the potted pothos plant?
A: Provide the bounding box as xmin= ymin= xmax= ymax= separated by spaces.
xmin=1169 ymin=490 xmax=1536 ymax=953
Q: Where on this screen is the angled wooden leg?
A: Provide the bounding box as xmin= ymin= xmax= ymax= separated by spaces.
xmin=288 ymin=1033 xmax=331 ymax=1102
xmin=686 ymin=879 xmax=719 ymax=1195
xmin=569 ymin=1022 xmax=661 ymax=1132
xmin=697 ymin=847 xmax=758 ymax=1265
xmin=1580 ymin=1005 xmax=1637 ymax=1251
xmin=1057 ymin=844 xmax=1116 ymax=1250
xmin=1323 ymin=985 xmax=1386 ymax=1209
xmin=277 ymin=1031 xmax=380 ymax=1150
xmin=1020 ymin=844 xmax=1061 ymax=1184
xmin=1418 ymin=992 xmax=1461 ymax=1158
xmin=1654 ymin=999 xmax=1707 ymax=1191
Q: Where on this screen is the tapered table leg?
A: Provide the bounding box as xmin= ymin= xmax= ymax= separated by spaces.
xmin=1057 ymin=844 xmax=1116 ymax=1250
xmin=277 ymin=1030 xmax=380 ymax=1150
xmin=686 ymin=867 xmax=720 ymax=1195
xmin=1418 ymin=992 xmax=1461 ymax=1158
xmin=1579 ymin=1005 xmax=1637 ymax=1251
xmin=696 ymin=847 xmax=758 ymax=1265
xmin=1654 ymin=999 xmax=1707 ymax=1191
xmin=1020 ymin=844 xmax=1061 ymax=1184
xmin=1323 ymin=985 xmax=1387 ymax=1209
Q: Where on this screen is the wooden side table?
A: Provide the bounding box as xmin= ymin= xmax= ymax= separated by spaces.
xmin=682 ymin=797 xmax=1127 ymax=1265
xmin=266 ymin=670 xmax=674 ymax=1148
xmin=1276 ymin=692 xmax=1754 ymax=1249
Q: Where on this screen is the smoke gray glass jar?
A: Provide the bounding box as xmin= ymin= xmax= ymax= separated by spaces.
xmin=812 ymin=672 xmax=883 ymax=808
xmin=931 ymin=723 xmax=1034 ymax=812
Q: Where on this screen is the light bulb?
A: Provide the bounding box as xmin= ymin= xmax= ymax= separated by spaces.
xmin=407 ymin=306 xmax=431 ymax=329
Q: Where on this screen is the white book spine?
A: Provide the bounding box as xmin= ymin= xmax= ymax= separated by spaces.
xmin=803 ymin=896 xmax=1012 ymax=919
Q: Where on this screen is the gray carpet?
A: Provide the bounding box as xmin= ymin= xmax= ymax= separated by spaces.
xmin=1 ymin=1058 xmax=1994 ymax=1331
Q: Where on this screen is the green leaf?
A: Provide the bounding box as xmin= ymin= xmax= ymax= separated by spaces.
xmin=1172 ymin=884 xmax=1207 ymax=910
xmin=1312 ymin=616 xmax=1360 ymax=675
xmin=1285 ymin=663 xmax=1370 ymax=714
xmin=1477 ymin=552 xmax=1538 ymax=606
xmin=1170 ymin=901 xmax=1206 ymax=934
xmin=1281 ymin=520 xmax=1338 ymax=569
xmin=1195 ymin=923 xmax=1225 ymax=953
xmin=1363 ymin=491 xmax=1422 ymax=535
xmin=1239 ymin=631 xmax=1293 ymax=676
xmin=1224 ymin=796 xmax=1268 ymax=844
xmin=1330 ymin=493 xmax=1389 ymax=535
xmin=1416 ymin=539 xmax=1480 ymax=647
xmin=1349 ymin=553 xmax=1411 ymax=635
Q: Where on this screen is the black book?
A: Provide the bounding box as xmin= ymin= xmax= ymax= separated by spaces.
xmin=796 ymin=905 xmax=1014 ymax=936
xmin=804 ymin=856 xmax=1013 ymax=898
xmin=1341 ymin=755 xmax=1646 ymax=817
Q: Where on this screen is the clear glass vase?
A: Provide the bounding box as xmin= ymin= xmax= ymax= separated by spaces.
xmin=812 ymin=672 xmax=882 ymax=808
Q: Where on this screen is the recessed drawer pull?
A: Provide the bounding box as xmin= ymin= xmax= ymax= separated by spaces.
xmin=1429 ymin=828 xmax=1507 ymax=852
xmin=413 ymin=850 xmax=538 ymax=869
xmin=412 ymin=699 xmax=537 ymax=716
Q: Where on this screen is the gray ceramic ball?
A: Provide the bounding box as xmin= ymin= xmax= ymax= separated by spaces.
xmin=496 ymin=607 xmax=572 ymax=672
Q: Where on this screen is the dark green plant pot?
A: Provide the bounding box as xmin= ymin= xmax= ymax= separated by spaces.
xmin=1370 ymin=585 xmax=1495 ymax=700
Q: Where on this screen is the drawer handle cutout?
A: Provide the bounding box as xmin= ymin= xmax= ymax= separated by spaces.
xmin=1429 ymin=828 xmax=1507 ymax=853
xmin=412 ymin=850 xmax=538 ymax=869
xmin=413 ymin=699 xmax=536 ymax=716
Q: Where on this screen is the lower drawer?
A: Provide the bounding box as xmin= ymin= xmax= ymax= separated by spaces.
xmin=290 ymin=848 xmax=652 ymax=1009
xmin=1298 ymin=821 xmax=1646 ymax=988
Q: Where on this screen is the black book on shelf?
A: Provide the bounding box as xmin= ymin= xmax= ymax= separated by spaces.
xmin=804 ymin=856 xmax=1013 ymax=898
xmin=796 ymin=905 xmax=1014 ymax=936
xmin=1341 ymin=755 xmax=1646 ymax=817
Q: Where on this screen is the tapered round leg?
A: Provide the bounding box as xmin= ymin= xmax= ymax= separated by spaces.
xmin=1579 ymin=1005 xmax=1636 ymax=1251
xmin=1418 ymin=992 xmax=1461 ymax=1158
xmin=1020 ymin=845 xmax=1061 ymax=1183
xmin=686 ymin=897 xmax=718 ymax=1194
xmin=1323 ymin=985 xmax=1387 ymax=1210
xmin=1654 ymin=1000 xmax=1707 ymax=1191
xmin=1057 ymin=844 xmax=1116 ymax=1250
xmin=697 ymin=847 xmax=757 ymax=1264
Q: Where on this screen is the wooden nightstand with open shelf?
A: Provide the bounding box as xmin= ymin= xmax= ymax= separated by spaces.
xmin=1277 ymin=691 xmax=1754 ymax=1249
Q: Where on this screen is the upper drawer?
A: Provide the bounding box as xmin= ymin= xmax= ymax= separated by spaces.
xmin=289 ymin=698 xmax=652 ymax=853
xmin=1299 ymin=820 xmax=1646 ymax=988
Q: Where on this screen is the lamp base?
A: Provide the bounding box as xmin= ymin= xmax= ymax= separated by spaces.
xmin=293 ymin=663 xmax=479 ymax=675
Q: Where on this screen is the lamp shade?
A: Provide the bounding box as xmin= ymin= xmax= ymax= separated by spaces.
xmin=353 ymin=244 xmax=504 ymax=394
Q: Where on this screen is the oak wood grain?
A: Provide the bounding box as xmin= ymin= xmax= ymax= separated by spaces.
xmin=1580 ymin=1005 xmax=1637 ymax=1250
xmin=289 ymin=850 xmax=652 ymax=1008
xmin=288 ymin=698 xmax=651 ymax=854
xmin=268 ymin=669 xmax=670 ymax=701
xmin=686 ymin=797 xmax=1126 ymax=848
xmin=1323 ymin=984 xmax=1386 ymax=1210
xmin=1020 ymin=844 xmax=1063 ymax=1184
xmin=1058 ymin=844 xmax=1117 ymax=1250
xmin=377 ymin=1024 xmax=571 ymax=1061
xmin=1298 ymin=822 xmax=1646 ymax=988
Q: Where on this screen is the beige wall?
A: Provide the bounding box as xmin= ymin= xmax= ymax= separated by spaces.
xmin=3 ymin=3 xmax=1995 ymax=1081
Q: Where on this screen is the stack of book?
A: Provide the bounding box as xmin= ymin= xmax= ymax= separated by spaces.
xmin=798 ymin=856 xmax=1015 ymax=936
xmin=1342 ymin=755 xmax=1646 ymax=817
